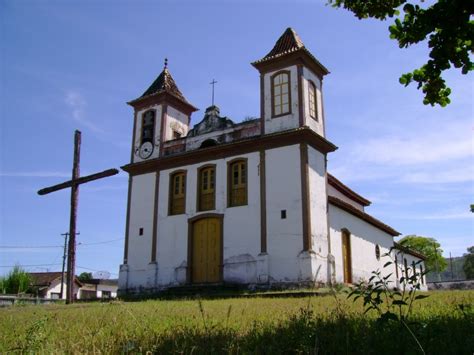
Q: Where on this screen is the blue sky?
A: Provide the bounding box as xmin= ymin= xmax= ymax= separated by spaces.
xmin=1 ymin=0 xmax=472 ymax=277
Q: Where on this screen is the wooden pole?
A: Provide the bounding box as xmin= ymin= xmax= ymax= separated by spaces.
xmin=66 ymin=130 xmax=81 ymax=304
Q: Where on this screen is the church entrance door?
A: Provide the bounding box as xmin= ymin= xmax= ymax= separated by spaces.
xmin=342 ymin=230 xmax=353 ymax=284
xmin=191 ymin=217 xmax=222 ymax=283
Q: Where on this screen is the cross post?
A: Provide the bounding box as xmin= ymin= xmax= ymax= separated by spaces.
xmin=210 ymin=79 xmax=217 ymax=106
xmin=38 ymin=130 xmax=118 ymax=304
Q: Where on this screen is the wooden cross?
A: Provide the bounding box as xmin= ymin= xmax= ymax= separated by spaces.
xmin=38 ymin=130 xmax=118 ymax=304
xmin=210 ymin=79 xmax=217 ymax=106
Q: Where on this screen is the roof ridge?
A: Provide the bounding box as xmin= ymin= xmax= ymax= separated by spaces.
xmin=141 ymin=67 xmax=187 ymax=102
xmin=261 ymin=27 xmax=305 ymax=61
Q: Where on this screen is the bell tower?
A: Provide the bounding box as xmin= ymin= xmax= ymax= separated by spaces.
xmin=127 ymin=59 xmax=198 ymax=163
xmin=252 ymin=28 xmax=329 ymax=138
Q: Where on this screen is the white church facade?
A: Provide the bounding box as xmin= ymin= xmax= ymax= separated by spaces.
xmin=118 ymin=28 xmax=426 ymax=294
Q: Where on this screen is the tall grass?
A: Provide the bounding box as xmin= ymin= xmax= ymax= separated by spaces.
xmin=0 ymin=290 xmax=472 ymax=354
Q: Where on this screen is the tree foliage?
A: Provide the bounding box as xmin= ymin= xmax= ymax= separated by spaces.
xmin=398 ymin=235 xmax=447 ymax=272
xmin=328 ymin=0 xmax=474 ymax=106
xmin=463 ymin=246 xmax=474 ymax=279
xmin=77 ymin=272 xmax=93 ymax=283
xmin=0 ymin=265 xmax=32 ymax=294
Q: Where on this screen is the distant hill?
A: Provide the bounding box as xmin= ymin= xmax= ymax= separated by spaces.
xmin=426 ymin=255 xmax=467 ymax=282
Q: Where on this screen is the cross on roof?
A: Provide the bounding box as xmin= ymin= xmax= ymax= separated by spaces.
xmin=210 ymin=79 xmax=217 ymax=106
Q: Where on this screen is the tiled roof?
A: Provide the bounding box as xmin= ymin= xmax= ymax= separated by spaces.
xmin=327 ymin=173 xmax=371 ymax=207
xmin=393 ymin=242 xmax=427 ymax=260
xmin=260 ymin=27 xmax=304 ymax=61
xmin=140 ymin=67 xmax=188 ymax=102
xmin=252 ymin=27 xmax=329 ymax=74
xmin=328 ymin=196 xmax=400 ymax=236
xmin=29 ymin=272 xmax=63 ymax=286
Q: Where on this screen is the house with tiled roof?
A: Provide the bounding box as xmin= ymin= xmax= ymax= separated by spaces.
xmin=118 ymin=28 xmax=426 ymax=294
xmin=28 ymin=272 xmax=82 ymax=299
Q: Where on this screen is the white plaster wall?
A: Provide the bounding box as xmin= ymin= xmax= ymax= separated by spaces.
xmin=45 ymin=279 xmax=80 ymax=299
xmin=263 ymin=65 xmax=300 ymax=134
xmin=327 ymin=185 xmax=364 ymax=211
xmin=133 ymin=105 xmax=162 ymax=163
xmin=126 ymin=173 xmax=156 ymax=288
xmin=393 ymin=250 xmax=428 ymax=291
xmin=265 ymin=145 xmax=304 ymax=282
xmin=307 ymin=146 xmax=329 ymax=282
xmin=301 ymin=68 xmax=324 ymax=137
xmin=165 ymin=106 xmax=189 ymax=141
xmin=329 ymin=204 xmax=396 ymax=286
xmin=154 ymin=152 xmax=261 ymax=287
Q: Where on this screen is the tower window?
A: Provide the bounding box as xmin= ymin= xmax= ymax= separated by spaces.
xmin=169 ymin=171 xmax=186 ymax=215
xmin=271 ymin=71 xmax=291 ymax=117
xmin=308 ymin=81 xmax=317 ymax=120
xmin=198 ymin=165 xmax=216 ymax=211
xmin=141 ymin=110 xmax=155 ymax=144
xmin=228 ymin=159 xmax=247 ymax=207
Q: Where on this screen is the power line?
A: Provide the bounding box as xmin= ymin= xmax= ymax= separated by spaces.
xmin=0 ymin=263 xmax=62 ymax=268
xmin=77 ymin=265 xmax=118 ymax=276
xmin=0 ymin=238 xmax=124 ymax=250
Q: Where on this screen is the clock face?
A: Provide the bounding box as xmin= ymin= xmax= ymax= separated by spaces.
xmin=139 ymin=141 xmax=153 ymax=159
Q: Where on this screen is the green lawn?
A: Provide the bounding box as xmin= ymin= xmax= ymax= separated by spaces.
xmin=1 ymin=290 xmax=473 ymax=354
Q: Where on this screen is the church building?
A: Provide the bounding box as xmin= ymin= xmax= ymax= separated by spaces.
xmin=118 ymin=28 xmax=426 ymax=293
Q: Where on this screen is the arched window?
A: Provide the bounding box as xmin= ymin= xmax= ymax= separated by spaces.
xmin=200 ymin=139 xmax=218 ymax=149
xmin=308 ymin=81 xmax=317 ymax=120
xmin=169 ymin=171 xmax=186 ymax=215
xmin=375 ymin=244 xmax=380 ymax=260
xmin=198 ymin=165 xmax=215 ymax=211
xmin=271 ymin=71 xmax=291 ymax=117
xmin=228 ymin=159 xmax=247 ymax=207
xmin=141 ymin=110 xmax=155 ymax=144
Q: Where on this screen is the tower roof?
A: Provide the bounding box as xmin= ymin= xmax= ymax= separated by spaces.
xmin=128 ymin=60 xmax=197 ymax=113
xmin=252 ymin=28 xmax=329 ymax=77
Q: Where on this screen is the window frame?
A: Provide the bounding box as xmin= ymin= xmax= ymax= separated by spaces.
xmin=197 ymin=164 xmax=216 ymax=212
xmin=227 ymin=158 xmax=248 ymax=208
xmin=271 ymin=70 xmax=292 ymax=118
xmin=140 ymin=109 xmax=156 ymax=145
xmin=308 ymin=80 xmax=318 ymax=121
xmin=168 ymin=170 xmax=187 ymax=215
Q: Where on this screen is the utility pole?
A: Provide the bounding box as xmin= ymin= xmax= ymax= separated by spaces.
xmin=450 ymin=252 xmax=454 ymax=280
xmin=60 ymin=232 xmax=69 ymax=299
xmin=434 ymin=242 xmax=441 ymax=282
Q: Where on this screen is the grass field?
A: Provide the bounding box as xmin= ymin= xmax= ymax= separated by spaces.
xmin=1 ymin=290 xmax=473 ymax=354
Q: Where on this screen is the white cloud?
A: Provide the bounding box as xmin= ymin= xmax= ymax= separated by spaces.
xmin=399 ymin=166 xmax=474 ymax=184
xmin=351 ymin=123 xmax=473 ymax=166
xmin=65 ymin=91 xmax=104 ymax=133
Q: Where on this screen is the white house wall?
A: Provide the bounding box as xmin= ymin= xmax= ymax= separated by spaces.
xmin=327 ymin=185 xmax=365 ymax=211
xmin=301 ymin=67 xmax=324 ymax=137
xmin=263 ymin=65 xmax=300 ymax=134
xmin=265 ymin=145 xmax=304 ymax=282
xmin=307 ymin=146 xmax=329 ymax=282
xmin=329 ymin=204 xmax=396 ymax=285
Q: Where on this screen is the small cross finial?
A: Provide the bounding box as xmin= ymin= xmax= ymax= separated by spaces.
xmin=164 ymin=58 xmax=168 ymax=69
xmin=210 ymin=79 xmax=217 ymax=106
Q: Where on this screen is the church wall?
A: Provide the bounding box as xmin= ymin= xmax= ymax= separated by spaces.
xmin=301 ymin=68 xmax=324 ymax=137
xmin=265 ymin=145 xmax=305 ymax=282
xmin=328 ymin=204 xmax=396 ymax=285
xmin=164 ymin=106 xmax=189 ymax=141
xmin=307 ymin=146 xmax=329 ymax=283
xmin=133 ymin=105 xmax=162 ymax=163
xmin=153 ymin=152 xmax=261 ymax=287
xmin=327 ymin=185 xmax=365 ymax=211
xmin=263 ymin=65 xmax=300 ymax=134
xmin=393 ymin=250 xmax=428 ymax=291
xmin=126 ymin=173 xmax=156 ymax=287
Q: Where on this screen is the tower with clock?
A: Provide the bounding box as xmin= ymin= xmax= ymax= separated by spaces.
xmin=127 ymin=59 xmax=198 ymax=163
